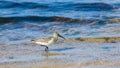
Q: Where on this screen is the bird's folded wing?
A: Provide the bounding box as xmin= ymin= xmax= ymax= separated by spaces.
xmin=35 ymin=37 xmax=52 ymax=42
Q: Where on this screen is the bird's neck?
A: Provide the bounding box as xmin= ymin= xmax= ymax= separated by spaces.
xmin=53 ymin=36 xmax=58 ymax=42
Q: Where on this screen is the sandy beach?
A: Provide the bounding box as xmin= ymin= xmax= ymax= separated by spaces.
xmin=0 ymin=0 xmax=120 ymax=68
xmin=0 ymin=38 xmax=120 ymax=68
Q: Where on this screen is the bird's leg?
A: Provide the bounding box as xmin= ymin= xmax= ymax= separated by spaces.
xmin=45 ymin=46 xmax=48 ymax=52
xmin=40 ymin=45 xmax=49 ymax=52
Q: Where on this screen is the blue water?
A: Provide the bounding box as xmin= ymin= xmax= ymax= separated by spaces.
xmin=0 ymin=0 xmax=120 ymax=44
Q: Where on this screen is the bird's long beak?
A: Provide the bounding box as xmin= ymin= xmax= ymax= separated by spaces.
xmin=58 ymin=34 xmax=66 ymax=39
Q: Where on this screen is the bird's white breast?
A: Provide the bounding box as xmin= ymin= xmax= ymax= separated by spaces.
xmin=35 ymin=38 xmax=54 ymax=46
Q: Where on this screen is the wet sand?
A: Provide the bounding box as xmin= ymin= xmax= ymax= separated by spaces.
xmin=0 ymin=38 xmax=120 ymax=68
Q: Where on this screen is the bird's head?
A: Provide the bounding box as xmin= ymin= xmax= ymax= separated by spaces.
xmin=53 ymin=32 xmax=65 ymax=39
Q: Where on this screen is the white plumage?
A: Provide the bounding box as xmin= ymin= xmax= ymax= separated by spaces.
xmin=31 ymin=32 xmax=65 ymax=52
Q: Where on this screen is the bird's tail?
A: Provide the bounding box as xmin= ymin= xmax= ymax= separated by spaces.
xmin=31 ymin=40 xmax=35 ymax=43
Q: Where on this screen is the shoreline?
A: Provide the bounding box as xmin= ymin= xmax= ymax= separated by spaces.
xmin=0 ymin=39 xmax=120 ymax=68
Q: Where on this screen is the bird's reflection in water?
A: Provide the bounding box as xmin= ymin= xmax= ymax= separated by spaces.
xmin=42 ymin=47 xmax=74 ymax=57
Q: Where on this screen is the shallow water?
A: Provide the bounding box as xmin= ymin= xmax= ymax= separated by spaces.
xmin=0 ymin=0 xmax=120 ymax=67
xmin=0 ymin=41 xmax=120 ymax=67
xmin=0 ymin=0 xmax=120 ymax=44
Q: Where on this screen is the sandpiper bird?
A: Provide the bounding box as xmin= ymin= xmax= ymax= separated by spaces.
xmin=31 ymin=32 xmax=65 ymax=52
